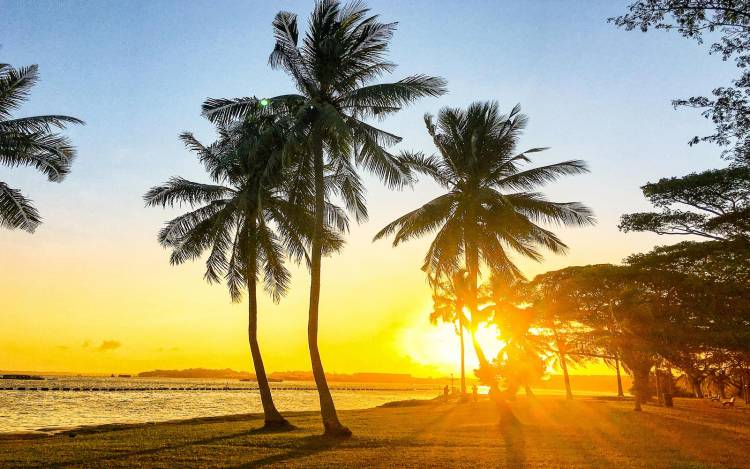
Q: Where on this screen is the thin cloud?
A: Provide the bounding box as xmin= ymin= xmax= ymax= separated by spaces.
xmin=96 ymin=340 xmax=121 ymax=352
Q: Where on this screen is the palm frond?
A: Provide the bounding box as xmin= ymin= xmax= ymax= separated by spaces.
xmin=495 ymin=160 xmax=589 ymax=190
xmin=0 ymin=65 xmax=38 ymax=117
xmin=144 ymin=177 xmax=234 ymax=208
xmin=0 ymin=182 xmax=41 ymax=232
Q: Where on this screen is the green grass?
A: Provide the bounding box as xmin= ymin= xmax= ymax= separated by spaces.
xmin=1 ymin=397 xmax=748 ymax=468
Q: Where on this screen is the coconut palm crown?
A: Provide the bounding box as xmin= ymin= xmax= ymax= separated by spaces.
xmin=375 ymin=101 xmax=596 ymax=282
xmin=0 ymin=63 xmax=83 ymax=232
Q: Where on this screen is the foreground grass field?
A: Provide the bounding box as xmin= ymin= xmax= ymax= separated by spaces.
xmin=1 ymin=396 xmax=748 ymax=468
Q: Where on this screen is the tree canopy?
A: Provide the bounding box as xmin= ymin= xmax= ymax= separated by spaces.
xmin=611 ymin=1 xmax=750 ymax=165
xmin=619 ymin=166 xmax=750 ymax=240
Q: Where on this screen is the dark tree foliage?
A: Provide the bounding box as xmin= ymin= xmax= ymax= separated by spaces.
xmin=611 ymin=1 xmax=750 ymax=164
xmin=528 ymin=263 xmax=750 ymax=407
xmin=0 ymin=63 xmax=83 ymax=232
xmin=625 ymin=238 xmax=750 ymax=284
xmin=619 ymin=166 xmax=750 ymax=240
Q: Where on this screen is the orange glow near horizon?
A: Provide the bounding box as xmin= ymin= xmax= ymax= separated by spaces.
xmin=1 ymin=194 xmax=623 ymax=378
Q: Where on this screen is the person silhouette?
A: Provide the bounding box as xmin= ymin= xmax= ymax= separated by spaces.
xmin=472 ymin=384 xmax=478 ymax=402
xmin=443 ymin=385 xmax=449 ymax=402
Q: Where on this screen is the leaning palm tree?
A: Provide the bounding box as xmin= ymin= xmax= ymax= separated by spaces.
xmin=202 ymin=0 xmax=446 ymax=436
xmin=145 ymin=118 xmax=341 ymax=430
xmin=375 ymin=101 xmax=595 ymax=423
xmin=0 ymin=63 xmax=83 ymax=231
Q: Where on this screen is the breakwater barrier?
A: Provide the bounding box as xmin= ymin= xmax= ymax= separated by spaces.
xmin=0 ymin=386 xmax=430 ymax=392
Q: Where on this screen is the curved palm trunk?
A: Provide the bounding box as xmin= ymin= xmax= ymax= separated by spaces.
xmin=246 ymin=249 xmax=287 ymax=428
xmin=308 ymin=136 xmax=350 ymax=437
xmin=465 ymin=238 xmax=519 ymax=426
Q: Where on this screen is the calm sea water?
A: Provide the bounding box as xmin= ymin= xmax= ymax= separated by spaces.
xmin=0 ymin=376 xmax=442 ymax=434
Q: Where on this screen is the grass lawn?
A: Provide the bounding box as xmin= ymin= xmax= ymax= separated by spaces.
xmin=1 ymin=396 xmax=748 ymax=468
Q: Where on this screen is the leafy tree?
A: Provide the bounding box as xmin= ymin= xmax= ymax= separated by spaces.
xmin=534 ymin=262 xmax=750 ymax=410
xmin=375 ymin=101 xmax=594 ymax=422
xmin=202 ymin=0 xmax=446 ymax=436
xmin=0 ymin=63 xmax=83 ymax=232
xmin=522 ymin=273 xmax=602 ymax=400
xmin=611 ymin=1 xmax=750 ymax=164
xmin=490 ymin=294 xmax=547 ymax=399
xmin=619 ymin=167 xmax=750 ymax=240
xmin=628 ymin=239 xmax=750 ymax=402
xmin=145 ymin=119 xmax=343 ymax=430
xmin=625 ymin=238 xmax=750 ymax=284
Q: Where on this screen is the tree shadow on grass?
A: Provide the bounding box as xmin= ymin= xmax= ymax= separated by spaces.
xmin=500 ymin=422 xmax=526 ymax=467
xmin=227 ymin=434 xmax=344 ymax=468
xmin=41 ymin=429 xmax=263 ymax=469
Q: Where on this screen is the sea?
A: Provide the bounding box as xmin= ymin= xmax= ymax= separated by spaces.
xmin=0 ymin=376 xmax=442 ymax=434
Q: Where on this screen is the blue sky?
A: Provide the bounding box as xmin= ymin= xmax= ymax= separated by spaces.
xmin=0 ymin=1 xmax=738 ymax=373
xmin=2 ymin=0 xmax=730 ymax=241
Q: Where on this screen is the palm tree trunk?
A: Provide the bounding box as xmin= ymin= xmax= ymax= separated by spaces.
xmin=465 ymin=237 xmax=519 ymax=426
xmin=553 ymin=327 xmax=572 ymax=400
xmin=615 ymin=354 xmax=625 ymax=397
xmin=308 ymin=135 xmax=350 ymax=437
xmin=458 ymin=319 xmax=466 ymax=395
xmin=246 ymin=255 xmax=288 ymax=428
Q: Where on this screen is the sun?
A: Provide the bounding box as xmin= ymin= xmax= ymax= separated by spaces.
xmin=398 ymin=305 xmax=506 ymax=377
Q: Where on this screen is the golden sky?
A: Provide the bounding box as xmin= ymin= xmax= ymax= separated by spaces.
xmin=1 ymin=199 xmax=639 ymax=377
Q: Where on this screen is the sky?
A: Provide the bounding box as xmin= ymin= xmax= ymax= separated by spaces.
xmin=0 ymin=0 xmax=733 ymax=377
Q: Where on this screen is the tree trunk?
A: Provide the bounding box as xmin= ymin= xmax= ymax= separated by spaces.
xmin=459 ymin=320 xmax=466 ymax=395
xmin=625 ymin=356 xmax=651 ymax=412
xmin=308 ymin=136 xmax=350 ymax=437
xmin=553 ymin=328 xmax=572 ymax=400
xmin=689 ymin=374 xmax=704 ymax=398
xmin=246 ymin=257 xmax=288 ymax=428
xmin=465 ymin=237 xmax=519 ymax=426
xmin=633 ymin=369 xmax=643 ymax=412
xmin=615 ymin=354 xmax=625 ymax=397
xmin=655 ymin=369 xmax=663 ymax=406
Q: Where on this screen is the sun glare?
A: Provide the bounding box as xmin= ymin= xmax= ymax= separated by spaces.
xmin=399 ymin=306 xmax=506 ymax=377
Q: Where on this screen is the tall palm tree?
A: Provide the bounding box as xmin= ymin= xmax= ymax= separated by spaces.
xmin=375 ymin=101 xmax=595 ymax=423
xmin=145 ymin=118 xmax=341 ymax=430
xmin=0 ymin=63 xmax=83 ymax=232
xmin=202 ymin=0 xmax=446 ymax=436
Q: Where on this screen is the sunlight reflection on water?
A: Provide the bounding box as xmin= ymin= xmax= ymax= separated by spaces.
xmin=0 ymin=376 xmax=442 ymax=433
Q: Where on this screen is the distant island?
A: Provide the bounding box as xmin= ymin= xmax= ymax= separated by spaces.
xmin=138 ymin=368 xmax=254 ymax=379
xmin=135 ymin=368 xmax=459 ymax=383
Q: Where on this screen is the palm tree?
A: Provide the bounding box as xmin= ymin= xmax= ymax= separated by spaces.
xmin=202 ymin=0 xmax=446 ymax=436
xmin=0 ymin=63 xmax=83 ymax=232
xmin=375 ymin=101 xmax=595 ymax=423
xmin=144 ymin=118 xmax=341 ymax=430
xmin=429 ymin=271 xmax=473 ymax=396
